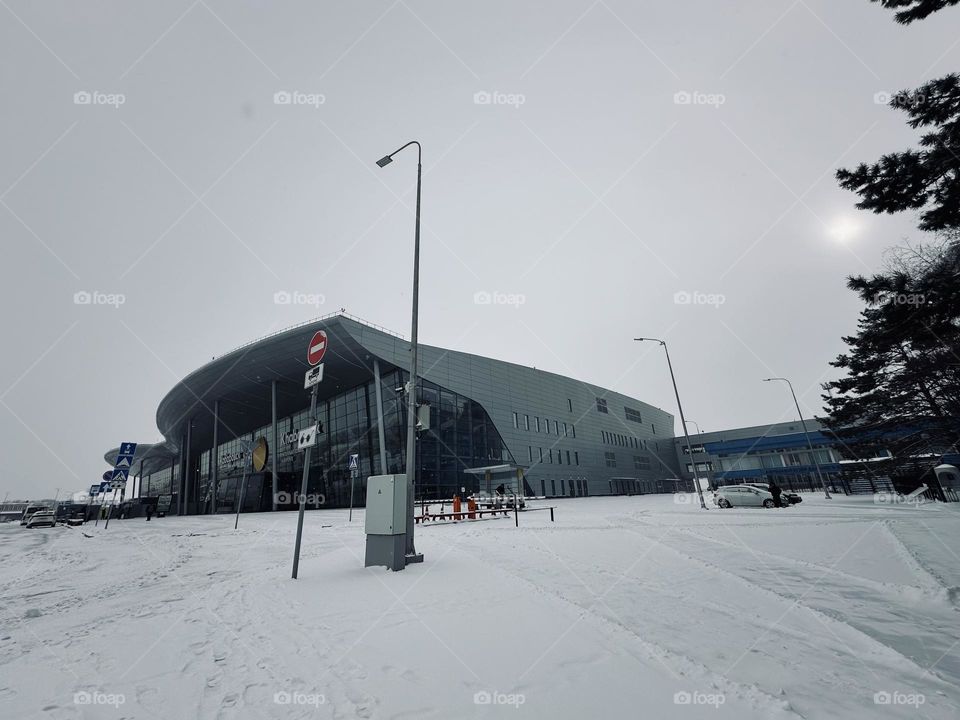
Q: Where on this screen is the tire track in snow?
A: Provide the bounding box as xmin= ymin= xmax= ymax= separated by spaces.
xmin=453 ymin=528 xmax=801 ymax=718
xmin=623 ymin=524 xmax=960 ymax=692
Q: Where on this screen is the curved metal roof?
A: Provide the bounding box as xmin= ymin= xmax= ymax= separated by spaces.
xmin=154 ymin=313 xmax=407 ymax=454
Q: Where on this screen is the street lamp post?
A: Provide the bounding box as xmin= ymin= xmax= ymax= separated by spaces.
xmin=762 ymin=377 xmax=832 ymax=499
xmin=635 ymin=338 xmax=707 ymax=509
xmin=684 ymin=419 xmax=702 ymax=436
xmin=376 ymin=141 xmax=424 ymax=565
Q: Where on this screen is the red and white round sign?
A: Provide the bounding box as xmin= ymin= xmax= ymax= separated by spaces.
xmin=307 ymin=330 xmax=327 ymax=366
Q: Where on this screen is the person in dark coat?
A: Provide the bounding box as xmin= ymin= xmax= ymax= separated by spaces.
xmin=768 ymin=479 xmax=783 ymax=508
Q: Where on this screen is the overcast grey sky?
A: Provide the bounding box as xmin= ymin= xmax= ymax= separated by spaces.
xmin=2 ymin=1 xmax=958 ymax=500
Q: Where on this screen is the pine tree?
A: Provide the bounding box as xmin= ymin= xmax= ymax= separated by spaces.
xmin=822 ymin=234 xmax=960 ymax=445
xmin=835 ymin=74 xmax=960 ymax=232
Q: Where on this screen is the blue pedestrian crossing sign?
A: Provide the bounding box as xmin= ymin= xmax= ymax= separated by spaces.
xmin=109 ymin=442 xmax=137 ymax=490
xmin=348 ymin=454 xmax=359 ymax=470
xmin=114 ymin=442 xmax=137 ymax=468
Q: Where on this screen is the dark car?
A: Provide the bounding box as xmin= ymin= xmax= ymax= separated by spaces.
xmin=746 ymin=483 xmax=802 ymax=505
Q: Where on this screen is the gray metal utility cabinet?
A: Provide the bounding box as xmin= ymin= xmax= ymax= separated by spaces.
xmin=364 ymin=474 xmax=408 ymax=571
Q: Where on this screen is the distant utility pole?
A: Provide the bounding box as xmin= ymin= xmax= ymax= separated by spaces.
xmin=763 ymin=377 xmax=832 ymax=499
xmin=635 ymin=337 xmax=707 ymax=509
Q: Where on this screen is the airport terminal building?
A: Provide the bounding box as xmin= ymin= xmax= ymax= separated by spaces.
xmin=107 ymin=313 xmax=682 ymax=515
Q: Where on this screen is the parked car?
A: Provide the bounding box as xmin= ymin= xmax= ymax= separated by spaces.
xmin=744 ymin=482 xmax=803 ymax=505
xmin=20 ymin=505 xmax=49 ymax=526
xmin=714 ymin=485 xmax=779 ymax=509
xmin=25 ymin=511 xmax=57 ymax=528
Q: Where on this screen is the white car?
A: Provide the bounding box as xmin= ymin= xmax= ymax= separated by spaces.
xmin=20 ymin=505 xmax=49 ymax=525
xmin=25 ymin=511 xmax=57 ymax=528
xmin=714 ymin=484 xmax=778 ymax=509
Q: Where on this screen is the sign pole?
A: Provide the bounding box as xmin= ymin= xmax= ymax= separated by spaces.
xmin=291 ymin=384 xmax=318 ymax=579
xmin=104 ymin=489 xmax=118 ymax=529
xmin=349 ymin=468 xmax=356 ymax=522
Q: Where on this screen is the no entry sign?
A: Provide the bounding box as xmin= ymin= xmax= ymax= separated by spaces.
xmin=307 ymin=330 xmax=327 ymax=366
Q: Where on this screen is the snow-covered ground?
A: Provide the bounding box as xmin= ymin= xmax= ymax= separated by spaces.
xmin=1 ymin=494 xmax=958 ymax=719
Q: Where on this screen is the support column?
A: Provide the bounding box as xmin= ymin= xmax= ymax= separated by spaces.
xmin=271 ymin=380 xmax=279 ymax=511
xmin=373 ymin=359 xmax=388 ymax=474
xmin=210 ymin=399 xmax=220 ymax=514
xmin=183 ymin=421 xmax=193 ymax=515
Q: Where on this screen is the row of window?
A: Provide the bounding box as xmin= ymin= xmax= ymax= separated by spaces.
xmin=602 ymin=430 xmax=643 ymax=449
xmin=512 ymin=412 xmax=576 ymax=439
xmin=540 ymin=477 xmax=588 ymax=497
xmin=605 ymin=453 xmax=653 ymax=471
xmin=716 ymin=449 xmax=834 ymax=472
xmin=528 ymin=446 xmax=580 ymax=466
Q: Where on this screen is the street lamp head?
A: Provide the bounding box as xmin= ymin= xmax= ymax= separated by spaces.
xmin=634 ymin=337 xmax=664 ymax=345
xmin=375 ymin=155 xmax=393 ymax=168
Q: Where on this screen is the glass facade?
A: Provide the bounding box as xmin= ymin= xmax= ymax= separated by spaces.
xmin=154 ymin=367 xmax=514 ymax=512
